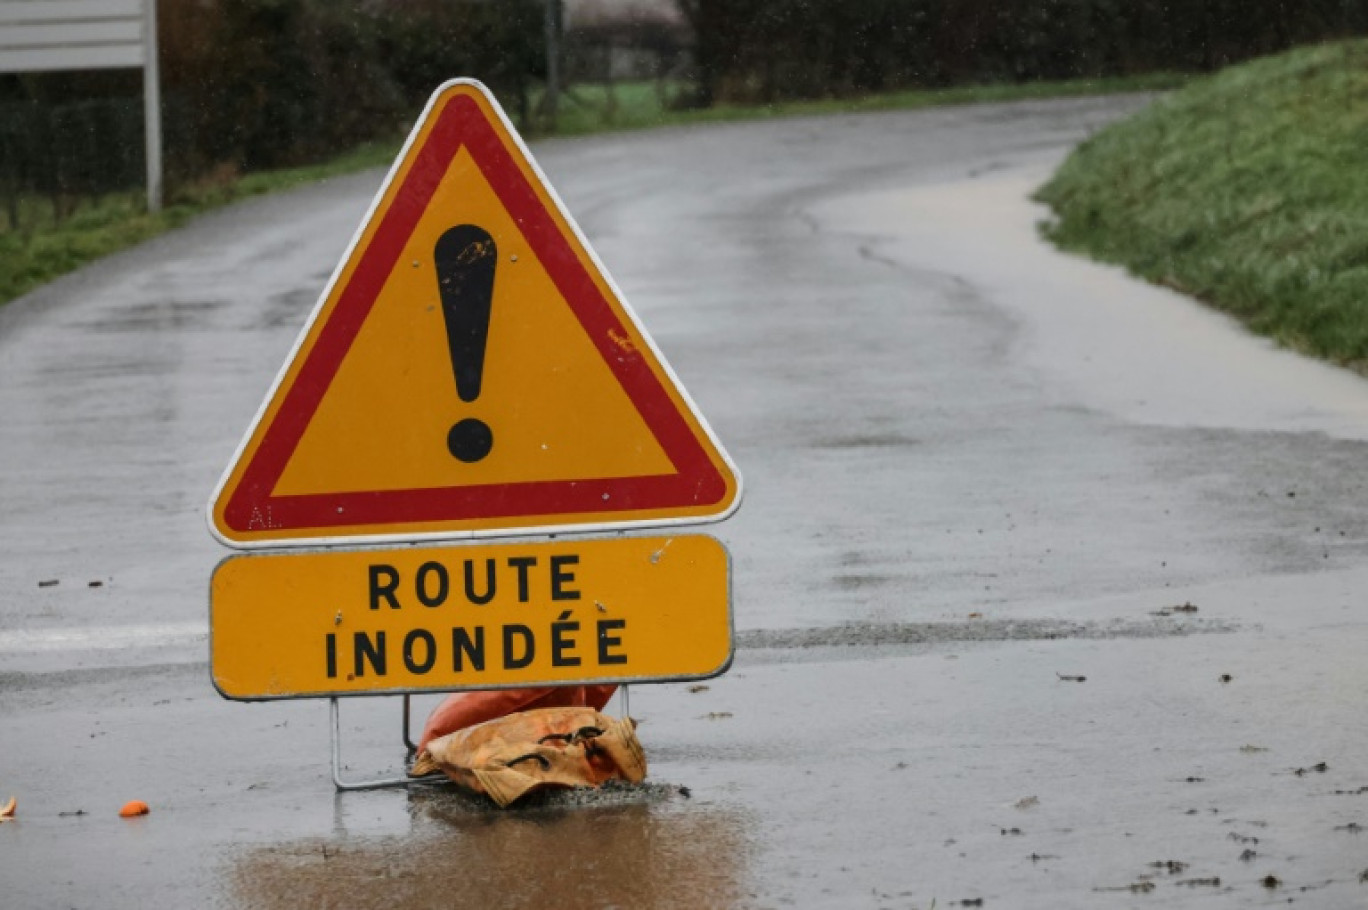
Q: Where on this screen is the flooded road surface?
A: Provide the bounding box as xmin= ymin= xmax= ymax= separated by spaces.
xmin=6 ymin=95 xmax=1368 ymax=907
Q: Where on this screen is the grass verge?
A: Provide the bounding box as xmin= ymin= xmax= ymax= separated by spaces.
xmin=2 ymin=73 xmax=1184 ymax=308
xmin=0 ymin=139 xmax=399 ymax=306
xmin=1036 ymin=40 xmax=1368 ymax=373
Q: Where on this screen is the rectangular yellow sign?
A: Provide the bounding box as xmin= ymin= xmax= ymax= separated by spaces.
xmin=210 ymin=535 xmax=731 ymax=700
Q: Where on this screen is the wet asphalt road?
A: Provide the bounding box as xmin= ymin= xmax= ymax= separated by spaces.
xmin=6 ymin=95 xmax=1368 ymax=907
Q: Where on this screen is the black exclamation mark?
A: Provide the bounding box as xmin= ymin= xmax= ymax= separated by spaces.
xmin=435 ymin=224 xmax=497 ymax=463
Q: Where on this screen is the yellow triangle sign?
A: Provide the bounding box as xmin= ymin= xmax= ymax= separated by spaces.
xmin=209 ymin=80 xmax=740 ymax=547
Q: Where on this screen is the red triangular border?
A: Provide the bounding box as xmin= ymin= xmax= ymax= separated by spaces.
xmin=222 ymin=91 xmax=727 ymax=534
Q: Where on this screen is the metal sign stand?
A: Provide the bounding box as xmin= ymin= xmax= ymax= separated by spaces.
xmin=329 ymin=694 xmax=439 ymax=791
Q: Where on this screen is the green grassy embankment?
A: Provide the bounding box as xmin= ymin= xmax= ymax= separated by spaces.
xmin=1 ymin=73 xmax=1183 ymax=309
xmin=1037 ymin=40 xmax=1368 ymax=372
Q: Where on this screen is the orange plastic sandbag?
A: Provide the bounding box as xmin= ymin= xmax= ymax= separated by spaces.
xmin=417 ymin=685 xmax=617 ymax=750
xmin=410 ymin=706 xmax=646 ymax=808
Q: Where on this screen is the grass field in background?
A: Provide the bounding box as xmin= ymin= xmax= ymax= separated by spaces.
xmin=0 ymin=73 xmax=1185 ymax=308
xmin=1037 ymin=40 xmax=1368 ymax=372
xmin=547 ymin=72 xmax=1186 ymax=135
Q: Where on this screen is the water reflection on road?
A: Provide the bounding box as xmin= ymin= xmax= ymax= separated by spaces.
xmin=227 ymin=789 xmax=753 ymax=908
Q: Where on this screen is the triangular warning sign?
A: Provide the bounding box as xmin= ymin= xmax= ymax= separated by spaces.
xmin=208 ymin=80 xmax=740 ymax=547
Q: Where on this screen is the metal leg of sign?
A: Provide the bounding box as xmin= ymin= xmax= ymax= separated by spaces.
xmin=330 ymin=696 xmax=434 ymax=792
xmin=402 ymin=693 xmax=418 ymax=753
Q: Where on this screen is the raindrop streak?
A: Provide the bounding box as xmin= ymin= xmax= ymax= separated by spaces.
xmin=434 ymin=224 xmax=497 ymax=463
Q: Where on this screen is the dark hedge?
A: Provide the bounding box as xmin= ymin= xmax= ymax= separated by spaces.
xmin=678 ymin=0 xmax=1368 ymax=104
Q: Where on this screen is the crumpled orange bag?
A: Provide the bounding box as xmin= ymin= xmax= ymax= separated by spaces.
xmin=417 ymin=685 xmax=617 ymax=751
xmin=409 ymin=706 xmax=646 ymax=807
